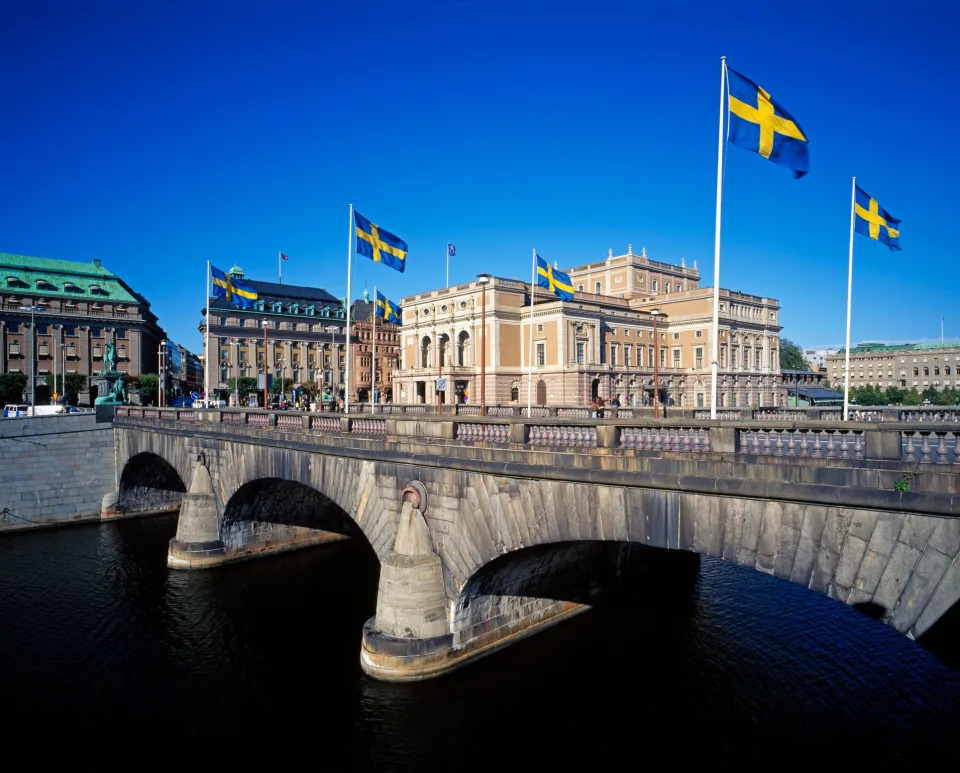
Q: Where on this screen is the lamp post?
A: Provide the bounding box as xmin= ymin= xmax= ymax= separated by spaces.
xmin=276 ymin=356 xmax=285 ymax=405
xmin=650 ymin=308 xmax=663 ymax=419
xmin=476 ymin=273 xmax=491 ymax=415
xmin=158 ymin=340 xmax=167 ymax=407
xmin=60 ymin=342 xmax=67 ymax=406
xmin=261 ymin=320 xmax=269 ymax=408
xmin=19 ymin=305 xmax=42 ymax=408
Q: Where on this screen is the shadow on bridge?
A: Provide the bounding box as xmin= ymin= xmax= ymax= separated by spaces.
xmin=114 ymin=452 xmax=187 ymax=517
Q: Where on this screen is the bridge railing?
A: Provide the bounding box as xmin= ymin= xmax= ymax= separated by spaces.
xmin=114 ymin=406 xmax=960 ymax=465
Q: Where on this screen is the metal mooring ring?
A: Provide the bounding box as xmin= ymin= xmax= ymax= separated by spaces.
xmin=401 ymin=480 xmax=428 ymax=514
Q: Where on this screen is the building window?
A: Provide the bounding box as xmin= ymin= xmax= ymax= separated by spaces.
xmin=576 ymin=341 xmax=585 ymax=365
xmin=611 ymin=344 xmax=618 ymax=367
xmin=8 ymin=341 xmax=20 ymax=356
xmin=652 ymin=279 xmax=658 ymax=294
xmin=695 ymin=330 xmax=703 ymax=338
xmin=924 ymin=367 xmax=929 ymax=376
xmin=672 ymin=349 xmax=681 ymax=368
xmin=92 ymin=344 xmax=102 ymax=358
xmin=595 ymin=281 xmax=601 ymax=294
xmin=8 ymin=322 xmax=19 ymax=334
xmin=536 ymin=342 xmax=545 ymax=367
xmin=720 ymin=344 xmax=727 ymax=368
xmin=117 ymin=346 xmax=127 ymax=359
xmin=695 ymin=347 xmax=703 ymax=368
xmin=665 ymin=284 xmax=671 ymax=294
xmin=648 ymin=346 xmax=654 ymax=366
xmin=624 ymin=346 xmax=631 ymax=367
xmin=660 ymin=347 xmax=666 ymax=368
xmin=913 ymin=367 xmax=919 ymax=376
xmin=755 ymin=349 xmax=761 ymax=369
xmin=116 ymin=328 xmax=126 ymax=339
xmin=577 ymin=285 xmax=584 ymax=292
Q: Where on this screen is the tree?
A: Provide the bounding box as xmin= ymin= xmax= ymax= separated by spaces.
xmin=779 ymin=338 xmax=809 ymax=371
xmin=227 ymin=376 xmax=258 ymax=400
xmin=0 ymin=372 xmax=27 ymax=404
xmin=270 ymin=377 xmax=295 ymax=395
xmin=301 ymin=380 xmax=318 ymax=400
xmin=134 ymin=373 xmax=159 ymax=405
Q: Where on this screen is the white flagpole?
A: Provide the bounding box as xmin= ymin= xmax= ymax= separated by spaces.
xmin=278 ymin=250 xmax=282 ymax=285
xmin=371 ymin=285 xmax=377 ymax=411
xmin=205 ymin=260 xmax=211 ymax=406
xmin=345 ymin=204 xmax=354 ymax=414
xmin=527 ymin=249 xmax=537 ymax=416
xmin=446 ymin=245 xmax=450 ymax=288
xmin=843 ymin=176 xmax=856 ymax=421
xmin=710 ymin=56 xmax=727 ymax=420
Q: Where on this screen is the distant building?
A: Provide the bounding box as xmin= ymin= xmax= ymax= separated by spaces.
xmin=802 ymin=347 xmax=836 ymax=371
xmin=826 ymin=341 xmax=960 ymax=391
xmin=0 ymin=252 xmax=166 ymax=404
xmin=350 ymin=290 xmax=401 ymax=404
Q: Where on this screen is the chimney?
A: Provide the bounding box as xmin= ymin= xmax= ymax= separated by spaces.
xmin=93 ymin=258 xmax=102 ymax=268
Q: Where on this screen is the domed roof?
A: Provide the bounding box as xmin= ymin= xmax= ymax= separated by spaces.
xmin=228 ymin=265 xmax=244 ymax=278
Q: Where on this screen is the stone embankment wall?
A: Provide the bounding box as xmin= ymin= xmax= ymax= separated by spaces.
xmin=0 ymin=414 xmax=115 ymax=531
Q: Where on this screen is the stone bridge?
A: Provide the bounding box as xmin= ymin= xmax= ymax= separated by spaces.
xmin=110 ymin=406 xmax=960 ymax=681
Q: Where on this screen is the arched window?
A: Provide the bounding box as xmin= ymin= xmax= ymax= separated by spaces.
xmin=420 ymin=336 xmax=432 ymax=368
xmin=578 ymin=285 xmax=584 ymax=292
xmin=595 ymin=281 xmax=601 ymax=294
xmin=924 ymin=367 xmax=930 ymax=376
xmin=665 ymin=284 xmax=671 ymax=294
xmin=438 ymin=334 xmax=450 ymax=367
xmin=510 ymin=379 xmax=520 ymax=402
xmin=913 ymin=367 xmax=919 ymax=376
xmin=457 ymin=331 xmax=470 ymax=366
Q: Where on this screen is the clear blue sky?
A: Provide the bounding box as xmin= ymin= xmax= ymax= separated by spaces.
xmin=3 ymin=0 xmax=957 ymax=354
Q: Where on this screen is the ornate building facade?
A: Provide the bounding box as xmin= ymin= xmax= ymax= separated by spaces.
xmin=0 ymin=252 xmax=166 ymax=404
xmin=393 ymin=246 xmax=784 ymax=410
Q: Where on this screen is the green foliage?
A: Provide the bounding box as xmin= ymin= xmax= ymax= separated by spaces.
xmin=301 ymin=380 xmax=318 ymax=398
xmin=0 ymin=372 xmax=27 ymax=404
xmin=894 ymin=474 xmax=911 ymax=493
xmin=779 ymin=338 xmax=810 ymax=371
xmin=227 ymin=376 xmax=258 ymax=399
xmin=270 ymin=377 xmax=295 ymax=394
xmin=64 ymin=374 xmax=88 ymax=406
xmin=134 ymin=373 xmax=159 ymax=405
xmin=849 ymin=384 xmax=958 ymax=407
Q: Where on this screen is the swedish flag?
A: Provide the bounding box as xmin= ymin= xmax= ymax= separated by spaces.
xmin=355 ymin=210 xmax=407 ymax=273
xmin=536 ymin=253 xmax=574 ymax=301
xmin=727 ymin=67 xmax=809 ymax=178
xmin=854 ymin=186 xmax=901 ymax=251
xmin=211 ymin=265 xmax=258 ymax=309
xmin=375 ymin=289 xmax=402 ymax=324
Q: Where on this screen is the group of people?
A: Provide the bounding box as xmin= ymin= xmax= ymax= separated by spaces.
xmin=590 ymin=395 xmax=621 ymax=418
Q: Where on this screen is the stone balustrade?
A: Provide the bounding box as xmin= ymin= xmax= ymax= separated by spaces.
xmin=113 ymin=406 xmax=960 ymax=465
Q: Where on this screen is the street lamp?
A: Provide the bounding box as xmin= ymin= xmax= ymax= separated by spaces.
xmin=60 ymin=342 xmax=67 ymax=406
xmin=650 ymin=308 xmax=663 ymax=419
xmin=476 ymin=273 xmax=491 ymax=415
xmin=261 ymin=320 xmax=269 ymax=408
xmin=158 ymin=340 xmax=167 ymax=407
xmin=276 ymin=356 xmax=286 ymax=405
xmin=19 ymin=305 xmax=42 ymax=408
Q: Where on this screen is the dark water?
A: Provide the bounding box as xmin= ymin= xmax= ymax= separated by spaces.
xmin=1 ymin=514 xmax=958 ymax=768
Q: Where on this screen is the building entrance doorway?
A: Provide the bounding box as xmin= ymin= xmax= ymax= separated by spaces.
xmin=455 ymin=380 xmax=468 ymax=404
xmin=415 ymin=381 xmax=426 ymax=404
xmin=536 ymin=379 xmax=547 ymax=405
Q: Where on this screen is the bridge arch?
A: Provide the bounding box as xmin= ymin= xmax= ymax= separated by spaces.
xmin=219 ymin=476 xmax=374 ymax=557
xmin=117 ymin=451 xmax=187 ymax=515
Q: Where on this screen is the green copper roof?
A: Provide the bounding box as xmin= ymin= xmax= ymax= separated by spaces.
xmin=838 ymin=341 xmax=960 ymax=355
xmin=0 ymin=252 xmax=137 ymax=303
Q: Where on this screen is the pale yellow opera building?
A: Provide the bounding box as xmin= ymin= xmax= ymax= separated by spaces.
xmin=393 ymin=245 xmax=784 ymax=410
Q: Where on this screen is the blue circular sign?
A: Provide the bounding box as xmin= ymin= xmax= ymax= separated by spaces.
xmin=190 ymin=392 xmax=200 ymax=400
